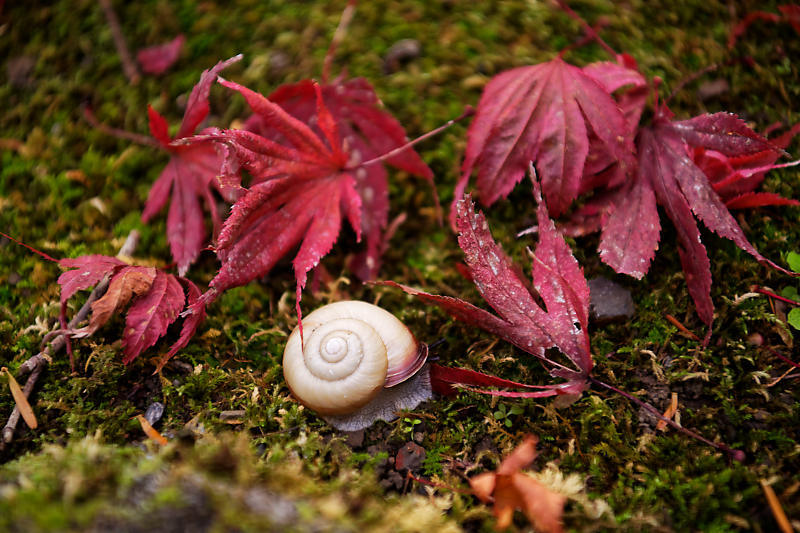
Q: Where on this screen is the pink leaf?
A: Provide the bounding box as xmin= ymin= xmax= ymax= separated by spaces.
xmin=142 ymin=56 xmax=242 ymax=275
xmin=122 ymin=270 xmax=185 ymax=364
xmin=244 ymin=77 xmax=434 ymax=279
xmin=457 ymin=57 xmax=635 ymax=220
xmin=724 ymin=192 xmax=800 ymax=210
xmin=156 ymin=278 xmax=206 ymax=372
xmin=57 ymin=255 xmax=126 ymax=309
xmin=137 ymin=34 xmax=185 ymax=75
xmin=178 ymin=55 xmax=242 ymax=139
xmin=598 ymin=175 xmax=660 ymax=279
xmin=671 ymin=112 xmax=777 ymax=156
xmin=384 ymin=183 xmax=593 ymax=393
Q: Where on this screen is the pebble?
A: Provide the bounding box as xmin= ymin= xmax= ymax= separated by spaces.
xmin=383 ymin=39 xmax=421 ymax=74
xmin=395 ymin=442 xmax=426 ymax=472
xmin=588 ymin=277 xmax=634 ymax=323
xmin=144 ymin=402 xmax=164 ymax=426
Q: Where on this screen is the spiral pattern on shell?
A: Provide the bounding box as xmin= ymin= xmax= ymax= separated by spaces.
xmin=283 ymin=301 xmax=421 ymax=416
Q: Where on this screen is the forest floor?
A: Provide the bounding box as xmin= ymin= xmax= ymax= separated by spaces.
xmin=1 ymin=1 xmax=799 ymax=531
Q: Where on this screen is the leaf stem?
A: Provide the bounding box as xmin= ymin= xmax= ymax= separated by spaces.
xmin=0 ymin=232 xmax=59 ymax=263
xmin=98 ymin=0 xmax=140 ymax=85
xmin=769 ymin=349 xmax=800 ymax=370
xmin=82 ymin=106 xmax=161 ymax=148
xmin=588 ymin=376 xmax=744 ymax=461
xmin=752 ymin=285 xmax=800 ymax=307
xmin=405 ymin=471 xmax=473 ymax=496
xmin=351 ymin=106 xmax=474 ymax=171
xmin=554 ymin=0 xmax=618 ymax=59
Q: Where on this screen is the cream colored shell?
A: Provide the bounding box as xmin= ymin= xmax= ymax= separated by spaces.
xmin=283 ymin=301 xmax=420 ymax=415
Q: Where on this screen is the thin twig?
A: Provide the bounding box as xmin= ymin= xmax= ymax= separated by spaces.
xmin=1 ymin=231 xmax=140 ymax=447
xmin=98 ymin=0 xmax=140 ymax=84
xmin=322 ymin=0 xmax=357 ymax=84
xmin=82 ymin=106 xmax=160 ymax=148
xmin=664 ymin=313 xmax=701 ymax=341
xmin=589 ymin=376 xmax=744 ymax=461
xmin=554 ymin=0 xmax=618 ymax=59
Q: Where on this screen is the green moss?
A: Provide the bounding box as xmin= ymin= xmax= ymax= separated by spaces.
xmin=2 ymin=0 xmax=799 ymax=530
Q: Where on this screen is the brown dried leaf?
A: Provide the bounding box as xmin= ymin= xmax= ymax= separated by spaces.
xmin=135 ymin=414 xmax=168 ymax=446
xmin=80 ymin=266 xmax=157 ymax=336
xmin=469 ymin=435 xmax=565 ymax=532
xmin=2 ymin=367 xmax=37 ymax=429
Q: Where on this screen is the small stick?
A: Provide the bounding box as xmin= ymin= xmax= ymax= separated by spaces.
xmin=98 ymin=0 xmax=140 ymax=84
xmin=82 ymin=106 xmax=160 ymax=148
xmin=664 ymin=313 xmax=701 ymax=341
xmin=760 ymin=480 xmax=793 ymax=533
xmin=555 ymin=0 xmax=618 ymax=59
xmin=322 ymin=0 xmax=357 ymax=84
xmin=589 ymin=376 xmax=744 ymax=461
xmin=1 ymin=231 xmax=139 ymax=447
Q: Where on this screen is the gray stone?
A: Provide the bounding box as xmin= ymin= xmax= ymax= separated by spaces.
xmin=588 ymin=277 xmax=635 ymax=323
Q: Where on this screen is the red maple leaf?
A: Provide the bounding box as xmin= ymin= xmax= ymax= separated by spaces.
xmin=455 ymin=56 xmax=639 ymax=222
xmin=59 ymin=255 xmax=204 ymax=366
xmin=187 ymin=79 xmax=362 ymax=321
xmin=136 ymin=34 xmax=185 ymax=75
xmin=729 ymin=5 xmax=800 ymax=48
xmin=141 ymin=55 xmax=241 ymax=275
xmin=470 ymin=435 xmax=566 ymax=532
xmin=692 ymin=123 xmax=800 ymax=210
xmin=385 ymin=177 xmax=592 ymax=396
xmin=598 ymin=107 xmax=790 ymax=325
xmin=243 ymin=76 xmax=434 ymax=279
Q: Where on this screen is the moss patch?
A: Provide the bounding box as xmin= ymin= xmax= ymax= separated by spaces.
xmin=1 ymin=0 xmax=799 ymax=531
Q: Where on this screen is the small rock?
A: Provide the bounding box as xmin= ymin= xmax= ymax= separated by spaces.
xmin=382 ymin=39 xmax=421 ymax=74
xmin=7 ymin=272 xmax=21 ymax=286
xmin=746 ymin=332 xmax=764 ymax=346
xmin=379 ymin=470 xmax=404 ymax=490
xmin=588 ymin=277 xmax=635 ymax=323
xmin=242 ymin=487 xmax=298 ymax=525
xmin=268 ymin=51 xmax=291 ymax=77
xmin=7 ymin=55 xmax=35 ymax=88
xmin=697 ymin=79 xmax=729 ymax=101
xmin=395 ymin=441 xmax=426 ymax=472
xmin=344 ymin=429 xmax=365 ymax=448
xmin=219 ymin=409 xmax=246 ymax=422
xmin=144 ymin=402 xmax=165 ymax=426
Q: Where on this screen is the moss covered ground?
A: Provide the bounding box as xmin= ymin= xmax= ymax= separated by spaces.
xmin=1 ymin=1 xmax=799 ymax=531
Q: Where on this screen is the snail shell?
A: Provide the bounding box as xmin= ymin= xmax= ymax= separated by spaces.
xmin=283 ymin=300 xmax=428 ymax=416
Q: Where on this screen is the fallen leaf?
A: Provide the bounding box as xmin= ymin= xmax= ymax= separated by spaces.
xmin=75 ymin=265 xmax=157 ymax=337
xmin=135 ymin=414 xmax=168 ymax=445
xmin=469 ymin=435 xmax=565 ymax=532
xmin=244 ymin=76 xmax=434 ymax=280
xmin=136 ymin=34 xmax=185 ymax=75
xmin=599 ymin=108 xmax=789 ymax=325
xmin=386 ymin=171 xmax=592 ymax=396
xmin=456 ymin=56 xmax=639 ymax=221
xmin=58 ymin=256 xmax=205 ymax=365
xmin=142 ymin=55 xmax=242 ymax=275
xmin=187 ymin=77 xmax=430 ymax=327
xmin=2 ymin=367 xmax=37 ymax=430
